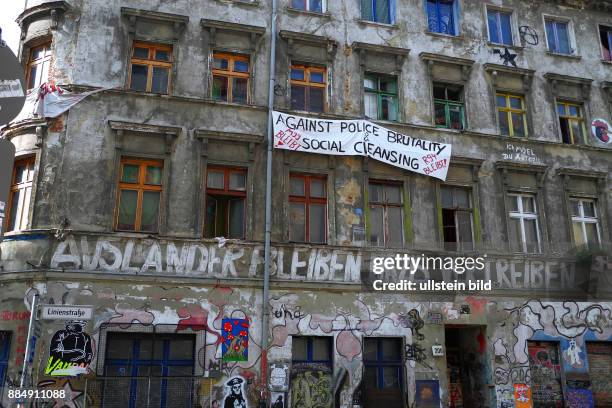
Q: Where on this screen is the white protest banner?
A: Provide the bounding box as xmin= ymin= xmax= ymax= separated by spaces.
xmin=272 ymin=111 xmax=452 ymax=180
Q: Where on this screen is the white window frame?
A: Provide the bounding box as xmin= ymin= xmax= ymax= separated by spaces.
xmin=508 ymin=193 xmax=542 ymax=253
xmin=570 ymin=198 xmax=601 ymax=247
xmin=484 ymin=5 xmax=518 ymax=46
xmin=542 ymin=14 xmax=578 ymax=56
xmin=291 ymin=0 xmax=327 ymax=13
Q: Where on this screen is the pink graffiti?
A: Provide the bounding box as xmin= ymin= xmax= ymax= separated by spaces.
xmin=337 ymin=330 xmax=361 ymax=361
xmin=465 ymin=297 xmax=488 ymax=315
xmin=108 ymin=303 xmax=155 ymax=328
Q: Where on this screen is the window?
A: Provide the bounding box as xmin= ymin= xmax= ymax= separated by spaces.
xmin=290 ymin=64 xmax=326 ymax=113
xmin=496 ymin=93 xmax=527 ymax=137
xmin=570 ymin=198 xmax=601 ymax=248
xmin=129 ymin=42 xmax=172 ymax=94
xmin=289 ymin=174 xmax=327 ymax=243
xmin=427 ymin=0 xmax=458 ymax=36
xmin=212 ymin=53 xmax=249 ymax=104
xmin=600 ymin=25 xmax=612 ymax=61
xmin=434 ymin=83 xmax=464 ymax=129
xmin=363 ymin=337 xmax=403 ymax=407
xmin=508 ymin=194 xmax=541 ymax=253
xmin=369 ymin=181 xmax=403 ymax=247
xmin=205 ymin=167 xmax=247 ymax=239
xmin=104 ymin=333 xmax=195 ymax=408
xmin=25 ymin=42 xmax=51 ymax=90
xmin=557 ymin=101 xmax=585 ymax=145
xmin=0 ymin=332 xmax=10 ymax=397
xmin=487 ymin=8 xmax=513 ymax=45
xmin=545 ymin=19 xmax=572 ymax=55
xmin=361 ymin=0 xmax=393 ymax=24
xmin=292 ymin=0 xmax=324 ymax=12
xmin=527 ymin=341 xmax=564 ymax=407
xmin=5 ymin=157 xmax=35 ymax=232
xmin=116 ymin=158 xmax=163 ymax=233
xmin=364 ymin=74 xmax=398 ymax=121
xmin=441 ymin=186 xmax=473 ymax=251
xmin=292 ymin=337 xmax=332 ymax=365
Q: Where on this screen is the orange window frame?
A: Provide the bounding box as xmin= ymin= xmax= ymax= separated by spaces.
xmin=212 ymin=53 xmax=250 ymax=103
xmin=128 ymin=41 xmax=173 ymax=93
xmin=290 ymin=64 xmax=327 ymax=112
xmin=5 ymin=157 xmax=35 ymax=232
xmin=205 ymin=166 xmax=247 ymax=238
xmin=115 ymin=158 xmax=163 ymax=232
xmin=25 ymin=42 xmax=52 ymax=90
xmin=289 ymin=173 xmax=327 ymax=242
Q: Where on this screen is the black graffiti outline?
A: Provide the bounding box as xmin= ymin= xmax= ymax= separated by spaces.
xmin=519 ymin=25 xmax=539 ymax=45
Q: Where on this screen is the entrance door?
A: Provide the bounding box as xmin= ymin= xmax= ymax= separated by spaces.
xmin=586 ymin=342 xmax=612 ymax=407
xmin=445 ymin=326 xmax=488 ymax=408
xmin=527 ymin=341 xmax=564 ymax=408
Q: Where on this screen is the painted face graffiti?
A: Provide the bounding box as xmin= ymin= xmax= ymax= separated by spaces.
xmin=45 ymin=321 xmax=93 ymax=376
xmin=224 ymin=377 xmax=248 ymax=408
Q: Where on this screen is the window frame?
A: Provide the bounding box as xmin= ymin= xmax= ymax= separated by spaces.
xmin=128 ymin=41 xmax=173 ymax=94
xmin=361 ymin=0 xmax=394 ymax=25
xmin=211 ymin=52 xmax=251 ymax=104
xmin=290 ymin=64 xmax=328 ymax=113
xmin=439 ymin=184 xmax=475 ymax=252
xmin=362 ymin=337 xmax=404 ymax=391
xmin=496 ymin=92 xmax=528 ymax=137
xmin=507 ymin=193 xmax=542 ymax=254
xmin=291 ymin=336 xmax=333 ymax=366
xmin=0 ymin=331 xmax=10 ymax=397
xmin=363 ymin=73 xmax=399 ymax=121
xmin=25 ymin=41 xmax=52 ymax=90
xmin=288 ymin=173 xmax=328 ymax=244
xmin=557 ymin=100 xmax=586 ymax=145
xmin=569 ymin=198 xmax=601 ymax=248
xmin=599 ymin=24 xmax=612 ymax=62
xmin=433 ymin=83 xmax=465 ymax=130
xmin=368 ymin=180 xmax=405 ymax=247
xmin=291 ymin=0 xmax=326 ymax=13
xmin=115 ymin=157 xmax=164 ymax=233
xmin=5 ymin=156 xmax=36 ymax=233
xmin=204 ymin=166 xmax=248 ymax=239
xmin=485 ymin=6 xmax=515 ymax=46
xmin=543 ymin=16 xmax=576 ymax=55
xmin=426 ymin=0 xmax=459 ymax=36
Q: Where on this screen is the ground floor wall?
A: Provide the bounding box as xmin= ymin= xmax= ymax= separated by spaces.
xmin=0 ymin=278 xmax=611 ymax=408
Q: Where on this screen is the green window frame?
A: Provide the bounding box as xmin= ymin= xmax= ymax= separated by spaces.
xmin=433 ymin=83 xmax=464 ymax=130
xmin=364 ymin=74 xmax=398 ymax=121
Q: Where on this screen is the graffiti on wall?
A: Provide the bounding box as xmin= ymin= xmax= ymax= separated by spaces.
xmin=513 ymin=383 xmax=532 ymax=408
xmin=223 ymin=376 xmax=248 ymax=408
xmin=290 ymin=363 xmax=332 ymax=408
xmin=222 ymin=318 xmax=249 ymax=362
xmin=415 ymin=380 xmax=440 ymax=408
xmin=45 ymin=321 xmax=93 ymax=377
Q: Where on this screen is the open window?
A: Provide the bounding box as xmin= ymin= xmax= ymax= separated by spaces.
xmin=205 ymin=167 xmax=247 ymax=239
xmin=440 ymin=185 xmax=474 ymax=251
xmin=434 ymin=83 xmax=464 ymax=129
xmin=600 ymin=25 xmax=612 ymax=61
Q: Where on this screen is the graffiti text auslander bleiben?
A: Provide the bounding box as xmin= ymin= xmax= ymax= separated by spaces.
xmin=371 ymin=254 xmax=492 ymax=291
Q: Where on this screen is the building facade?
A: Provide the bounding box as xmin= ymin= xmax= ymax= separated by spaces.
xmin=1 ymin=0 xmax=612 ymax=407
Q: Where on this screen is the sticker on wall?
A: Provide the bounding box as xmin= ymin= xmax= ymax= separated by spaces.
xmin=224 ymin=376 xmax=248 ymax=408
xmin=415 ymin=380 xmax=441 ymax=408
xmin=513 ymin=383 xmax=532 ymax=408
xmin=44 ymin=321 xmax=93 ymax=376
xmin=222 ymin=318 xmax=249 ymax=362
xmin=591 ymin=118 xmax=611 ymax=144
xmin=269 ymin=363 xmax=289 ymax=391
xmin=270 ymin=392 xmax=286 ymax=408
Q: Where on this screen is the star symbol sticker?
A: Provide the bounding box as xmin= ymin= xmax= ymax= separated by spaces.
xmin=494 ymin=47 xmax=518 ymax=67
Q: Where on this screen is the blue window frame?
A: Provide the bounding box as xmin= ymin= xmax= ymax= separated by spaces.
xmin=0 ymin=332 xmax=10 ymax=395
xmin=427 ymin=0 xmax=457 ymax=35
xmin=361 ymin=0 xmax=394 ymax=24
xmin=363 ymin=337 xmax=403 ymax=390
xmin=292 ymin=336 xmax=332 ymax=366
xmin=104 ymin=333 xmax=195 ymax=408
xmin=487 ymin=9 xmax=513 ymax=45
xmin=545 ymin=19 xmax=571 ymax=54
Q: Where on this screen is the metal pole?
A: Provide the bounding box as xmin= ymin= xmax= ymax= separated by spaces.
xmin=18 ymin=293 xmax=38 ymax=408
xmin=260 ymin=0 xmax=277 ymax=405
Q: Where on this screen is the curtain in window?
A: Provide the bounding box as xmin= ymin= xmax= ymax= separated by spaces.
xmin=376 ymin=0 xmax=390 ymax=24
xmin=361 ymin=0 xmax=374 ymax=20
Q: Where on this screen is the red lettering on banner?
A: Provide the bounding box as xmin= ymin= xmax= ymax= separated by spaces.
xmin=275 ymin=129 xmax=302 ymax=151
xmin=423 ymin=158 xmax=448 ymax=175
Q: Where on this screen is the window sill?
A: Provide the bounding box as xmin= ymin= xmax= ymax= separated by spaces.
xmin=425 ymin=31 xmax=463 ymax=40
xmin=486 ymin=41 xmax=524 ymax=51
xmin=214 ymin=0 xmax=260 ymax=7
xmin=546 ymin=51 xmax=581 ymax=60
xmin=356 ymin=19 xmax=398 ymax=30
xmin=601 ymin=59 xmax=612 ymax=65
xmin=286 ymin=7 xmax=331 ymax=18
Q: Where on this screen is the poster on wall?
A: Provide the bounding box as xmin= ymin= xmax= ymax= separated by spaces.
xmin=44 ymin=321 xmax=93 ymax=376
xmin=222 ymin=318 xmax=249 ymax=362
xmin=591 ymin=118 xmax=611 ymax=144
xmin=513 ymin=383 xmax=532 ymax=408
xmin=270 ymin=392 xmax=286 ymax=408
xmin=415 ymin=380 xmax=441 ymax=408
xmin=273 ymin=111 xmax=452 ymax=180
xmin=527 ymin=342 xmax=563 ymax=407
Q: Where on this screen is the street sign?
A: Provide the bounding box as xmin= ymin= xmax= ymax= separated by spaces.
xmin=41 ymin=305 xmax=93 ymax=320
xmin=0 ymin=138 xmax=16 ymax=241
xmin=0 ymin=36 xmax=26 ymax=126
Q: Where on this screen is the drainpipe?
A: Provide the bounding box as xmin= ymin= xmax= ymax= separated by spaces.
xmin=260 ymin=0 xmax=277 ymax=406
xmin=18 ymin=293 xmax=38 ymax=407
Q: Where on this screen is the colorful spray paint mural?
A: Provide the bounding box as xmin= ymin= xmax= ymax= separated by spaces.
xmin=513 ymin=383 xmax=532 ymax=408
xmin=45 ymin=321 xmax=93 ymax=376
xmin=290 ymin=363 xmax=332 ymax=408
xmin=527 ymin=342 xmax=563 ymax=407
xmin=222 ymin=318 xmax=249 ymax=362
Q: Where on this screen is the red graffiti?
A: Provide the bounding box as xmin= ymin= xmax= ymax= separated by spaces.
xmin=275 ymin=129 xmax=302 ymax=150
xmin=465 ymin=297 xmax=488 ymax=315
xmin=1 ymin=310 xmax=30 ymax=321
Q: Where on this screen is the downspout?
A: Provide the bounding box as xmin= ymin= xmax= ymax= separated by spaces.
xmin=260 ymin=0 xmax=277 ymax=405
